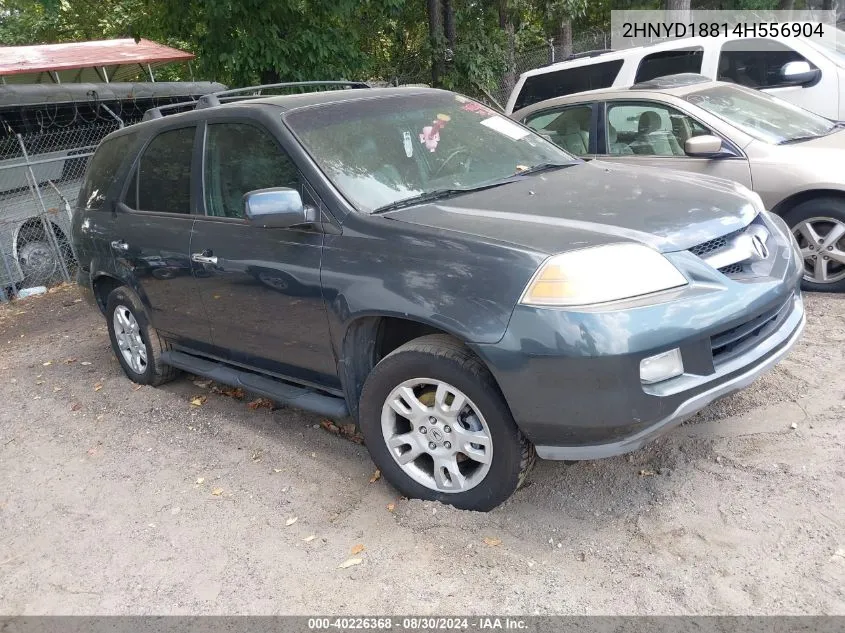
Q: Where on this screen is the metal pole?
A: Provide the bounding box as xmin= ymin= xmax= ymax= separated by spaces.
xmin=549 ymin=38 xmax=555 ymax=64
xmin=0 ymin=243 xmax=16 ymax=301
xmin=16 ymin=134 xmax=71 ymax=283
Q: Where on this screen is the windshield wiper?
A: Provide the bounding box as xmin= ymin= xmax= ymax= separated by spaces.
xmin=371 ymin=162 xmax=576 ymax=214
xmin=510 ymin=161 xmax=576 ymax=177
xmin=779 ymin=133 xmax=825 ymax=144
xmin=372 ymin=185 xmax=500 ymax=214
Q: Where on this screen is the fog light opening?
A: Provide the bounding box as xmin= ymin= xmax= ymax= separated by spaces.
xmin=640 ymin=348 xmax=684 ymax=384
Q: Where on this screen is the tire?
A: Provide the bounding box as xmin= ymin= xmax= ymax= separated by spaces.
xmin=17 ymin=240 xmax=58 ymax=285
xmin=783 ymin=197 xmax=845 ymax=293
xmin=105 ymin=286 xmax=180 ymax=386
xmin=358 ymin=334 xmax=534 ymax=511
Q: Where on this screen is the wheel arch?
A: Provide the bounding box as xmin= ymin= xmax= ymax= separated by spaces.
xmin=771 ymin=188 xmax=845 ymax=217
xmin=338 ymin=314 xmax=507 ymax=421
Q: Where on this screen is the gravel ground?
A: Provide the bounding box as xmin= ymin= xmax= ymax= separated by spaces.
xmin=0 ymin=285 xmax=843 ymax=615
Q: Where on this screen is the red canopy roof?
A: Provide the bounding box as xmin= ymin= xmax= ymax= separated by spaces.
xmin=0 ymin=39 xmax=194 ymax=76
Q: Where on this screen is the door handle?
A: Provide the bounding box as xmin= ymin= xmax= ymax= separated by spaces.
xmin=191 ymin=252 xmax=218 ymax=265
xmin=110 ymin=240 xmax=129 ymax=251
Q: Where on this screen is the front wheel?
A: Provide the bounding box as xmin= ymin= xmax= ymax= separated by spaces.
xmin=358 ymin=334 xmax=534 ymax=511
xmin=784 ymin=198 xmax=845 ymax=293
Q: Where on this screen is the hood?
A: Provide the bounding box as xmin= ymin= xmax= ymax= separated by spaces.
xmin=384 ymin=161 xmax=758 ymax=255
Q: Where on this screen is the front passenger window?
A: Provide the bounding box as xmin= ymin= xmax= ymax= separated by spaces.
xmin=204 ymin=123 xmax=301 ymax=219
xmin=605 ymin=102 xmax=711 ymax=157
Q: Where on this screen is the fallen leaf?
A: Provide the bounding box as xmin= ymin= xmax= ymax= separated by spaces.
xmin=369 ymin=469 xmax=381 ymax=484
xmin=483 ymin=537 xmax=502 ymax=547
xmin=386 ymin=503 xmax=395 ymax=512
xmin=639 ymin=469 xmax=657 ymax=477
xmin=35 ymin=381 xmax=44 ymax=385
xmin=303 ymin=535 xmax=316 ymax=542
xmin=350 ymin=543 xmax=365 ymax=555
xmin=214 ymin=385 xmax=245 ymax=399
xmin=196 ymin=477 xmax=205 ymax=484
xmin=193 ymin=378 xmax=213 ymax=388
xmin=190 ymin=395 xmax=207 ymax=407
xmin=285 ymin=516 xmax=298 ymax=526
xmin=132 ymin=384 xmax=143 ymax=391
xmin=53 ymin=386 xmax=62 ymax=392
xmin=247 ymin=398 xmax=274 ymax=410
xmin=87 ymin=447 xmax=99 ymax=456
xmin=211 ymin=488 xmax=223 ymax=496
xmin=338 ymin=557 xmax=362 ymax=569
xmin=71 ymin=402 xmax=82 ymax=411
xmin=80 ymin=361 xmax=92 ymax=366
xmin=93 ymin=383 xmax=103 ymax=392
xmin=64 ymin=358 xmax=77 ymax=364
xmin=320 ymin=419 xmax=340 ymax=434
xmin=273 ymin=468 xmax=282 ymax=473
xmin=42 ymin=361 xmax=52 ymax=366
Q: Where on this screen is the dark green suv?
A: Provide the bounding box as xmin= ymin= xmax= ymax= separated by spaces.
xmin=72 ymin=83 xmax=805 ymax=510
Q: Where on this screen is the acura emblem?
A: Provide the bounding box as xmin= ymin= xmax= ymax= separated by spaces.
xmin=750 ymin=234 xmax=769 ymax=261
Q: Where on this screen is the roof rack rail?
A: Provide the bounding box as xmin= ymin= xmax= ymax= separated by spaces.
xmin=630 ymin=73 xmax=710 ymax=90
xmin=141 ymin=99 xmax=198 ymax=121
xmin=563 ymin=48 xmax=614 ymax=61
xmin=197 ymin=80 xmax=370 ymax=109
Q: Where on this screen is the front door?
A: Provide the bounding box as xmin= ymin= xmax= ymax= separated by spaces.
xmin=111 ymin=125 xmax=211 ymax=348
xmin=190 ymin=120 xmax=338 ymax=389
xmin=598 ymin=100 xmax=753 ymax=188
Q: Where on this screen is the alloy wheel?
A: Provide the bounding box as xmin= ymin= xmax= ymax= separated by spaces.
xmin=113 ymin=305 xmax=147 ymax=375
xmin=381 ymin=378 xmax=493 ymax=493
xmin=793 ymin=217 xmax=845 ymax=284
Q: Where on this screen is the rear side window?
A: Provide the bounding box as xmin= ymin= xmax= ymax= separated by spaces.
xmin=635 ymin=48 xmax=703 ymax=83
xmin=78 ymin=133 xmax=136 ymax=210
xmin=514 ymin=60 xmax=623 ymax=111
xmin=718 ymin=39 xmax=815 ymax=88
xmin=126 ymin=126 xmax=195 ymax=214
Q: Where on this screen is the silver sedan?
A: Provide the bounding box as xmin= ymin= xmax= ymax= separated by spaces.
xmin=511 ymin=74 xmax=845 ymax=292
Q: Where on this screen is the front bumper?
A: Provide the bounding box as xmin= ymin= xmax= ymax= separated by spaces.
xmin=473 ymin=221 xmax=805 ymax=460
xmin=535 ymin=294 xmax=803 ymax=459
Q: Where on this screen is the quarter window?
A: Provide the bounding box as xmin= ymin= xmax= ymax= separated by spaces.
xmin=514 ymin=60 xmax=623 ymax=111
xmin=717 ymin=39 xmax=815 ymax=89
xmin=605 ymin=102 xmax=711 ymax=157
xmin=635 ymin=48 xmax=704 ymax=83
xmin=128 ymin=127 xmax=195 ymax=214
xmin=203 ymin=123 xmax=301 ymax=219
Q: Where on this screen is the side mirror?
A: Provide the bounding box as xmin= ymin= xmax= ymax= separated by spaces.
xmin=243 ymin=187 xmax=316 ymax=228
xmin=684 ymin=134 xmax=724 ymax=157
xmin=780 ymin=61 xmax=820 ymax=87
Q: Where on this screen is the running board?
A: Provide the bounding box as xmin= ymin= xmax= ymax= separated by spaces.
xmin=160 ymin=350 xmax=349 ymax=419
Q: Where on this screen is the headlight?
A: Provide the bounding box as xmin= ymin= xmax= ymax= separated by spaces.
xmin=519 ymin=243 xmax=688 ymax=307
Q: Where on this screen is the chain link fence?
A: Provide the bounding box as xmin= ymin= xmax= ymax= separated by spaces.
xmin=0 ymin=122 xmax=122 ymax=301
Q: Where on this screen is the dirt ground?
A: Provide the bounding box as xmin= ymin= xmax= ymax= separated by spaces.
xmin=0 ymin=284 xmax=842 ymax=615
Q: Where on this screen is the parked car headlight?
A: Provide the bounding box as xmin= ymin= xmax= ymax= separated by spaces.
xmin=519 ymin=243 xmax=688 ymax=307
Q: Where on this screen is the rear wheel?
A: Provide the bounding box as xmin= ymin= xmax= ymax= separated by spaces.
xmin=358 ymin=334 xmax=534 ymax=511
xmin=784 ymin=198 xmax=845 ymax=293
xmin=105 ymin=286 xmax=179 ymax=386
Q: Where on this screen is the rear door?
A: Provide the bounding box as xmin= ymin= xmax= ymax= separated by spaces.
xmin=111 ymin=124 xmax=211 ymax=347
xmin=596 ymin=99 xmax=753 ymax=187
xmin=190 ymin=118 xmax=338 ymax=390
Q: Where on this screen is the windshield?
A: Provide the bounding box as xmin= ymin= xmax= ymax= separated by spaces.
xmin=284 ymin=92 xmax=575 ymax=213
xmin=805 ymin=31 xmax=845 ymax=67
xmin=685 ymin=84 xmax=837 ymax=144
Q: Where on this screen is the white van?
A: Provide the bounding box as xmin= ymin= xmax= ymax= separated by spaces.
xmin=505 ymin=35 xmax=845 ymax=120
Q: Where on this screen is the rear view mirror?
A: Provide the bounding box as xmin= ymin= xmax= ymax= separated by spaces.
xmin=684 ymin=135 xmax=724 ymax=157
xmin=780 ymin=61 xmax=820 ymax=87
xmin=243 ymin=187 xmax=316 ymax=228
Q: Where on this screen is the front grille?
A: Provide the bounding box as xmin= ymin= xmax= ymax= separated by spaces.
xmin=718 ymin=262 xmax=744 ymax=276
xmin=689 ymin=234 xmax=731 ymax=258
xmin=710 ymin=298 xmax=791 ymax=365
